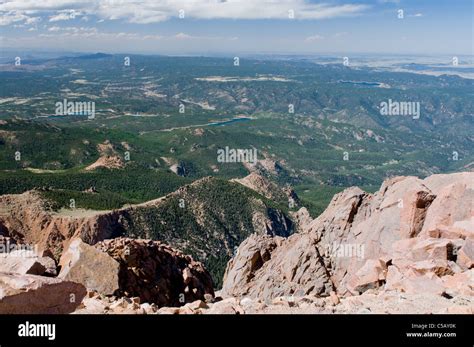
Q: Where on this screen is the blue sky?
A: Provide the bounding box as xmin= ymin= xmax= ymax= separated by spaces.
xmin=0 ymin=0 xmax=472 ymax=55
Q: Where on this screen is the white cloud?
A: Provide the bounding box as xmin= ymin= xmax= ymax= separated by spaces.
xmin=49 ymin=13 xmax=72 ymax=22
xmin=0 ymin=1 xmax=370 ymax=25
xmin=35 ymin=30 xmax=165 ymax=45
xmin=0 ymin=10 xmax=29 ymax=26
xmin=47 ymin=26 xmax=98 ymax=34
xmin=37 ymin=28 xmax=235 ymax=42
xmin=0 ymin=9 xmax=39 ymax=26
xmin=142 ymin=34 xmax=163 ymax=40
xmin=100 ymin=1 xmax=369 ymax=23
xmin=49 ymin=10 xmax=84 ymax=21
xmin=174 ymin=32 xmax=238 ymax=41
xmin=174 ymin=32 xmax=192 ymax=40
xmin=305 ymin=34 xmax=324 ymax=42
xmin=25 ymin=16 xmax=41 ymax=25
xmin=0 ymin=1 xmax=88 ymax=12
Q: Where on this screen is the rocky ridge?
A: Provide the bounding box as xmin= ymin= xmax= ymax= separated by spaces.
xmin=0 ymin=176 xmax=294 ymax=281
xmin=0 ymin=172 xmax=472 ymax=314
xmin=0 ymin=237 xmax=214 ymax=313
xmin=220 ymin=172 xmax=473 ymax=309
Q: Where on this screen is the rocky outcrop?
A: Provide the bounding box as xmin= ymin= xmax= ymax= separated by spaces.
xmin=0 ymin=177 xmax=294 ymax=284
xmin=0 ymin=272 xmax=86 ymax=314
xmin=85 ymin=140 xmax=125 ymax=171
xmin=457 ymin=239 xmax=473 ymax=270
xmin=58 ymin=238 xmax=120 ymax=295
xmin=95 ymin=238 xmax=214 ymax=307
xmin=251 ymin=205 xmax=293 ymax=237
xmin=2 ymin=171 xmax=472 ymax=314
xmin=0 ymin=191 xmax=124 ymax=261
xmin=232 ymin=172 xmax=299 ymax=205
xmin=290 ymin=207 xmax=313 ymax=231
xmin=222 ymin=172 xmax=474 ymax=304
xmin=0 ymin=236 xmax=214 ymax=312
xmin=221 ymin=234 xmax=281 ymax=297
xmin=346 ymin=259 xmax=388 ymax=294
xmin=85 ymin=155 xmax=124 ymax=171
xmin=0 ymin=250 xmax=56 ymax=276
xmin=222 ymin=233 xmax=333 ymax=300
xmin=58 ymin=236 xmax=215 ymax=307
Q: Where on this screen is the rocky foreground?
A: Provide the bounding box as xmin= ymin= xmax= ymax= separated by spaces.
xmin=74 ymin=289 xmax=472 ymax=314
xmin=0 ymin=172 xmax=472 ymax=314
xmin=0 ymin=176 xmax=294 ymax=286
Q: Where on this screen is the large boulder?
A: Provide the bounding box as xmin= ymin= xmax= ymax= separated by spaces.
xmin=410 ymin=238 xmax=457 ymax=262
xmin=58 ymin=238 xmax=120 ymax=295
xmin=420 ymin=174 xmax=474 ymax=236
xmin=346 ymin=259 xmax=388 ymax=295
xmin=441 ymin=270 xmax=474 ymax=296
xmin=221 ymin=233 xmax=333 ymax=300
xmin=0 ymin=250 xmax=46 ymax=275
xmin=0 ymin=272 xmax=86 ymax=314
xmin=222 ymin=172 xmax=474 ymax=302
xmin=95 ymin=238 xmax=214 ymax=307
xmin=457 ymin=239 xmax=473 ymax=270
xmin=0 ymin=249 xmax=57 ymax=276
xmin=221 ymin=234 xmax=281 ymax=298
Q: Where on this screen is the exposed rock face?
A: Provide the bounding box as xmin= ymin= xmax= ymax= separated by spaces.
xmin=0 ymin=191 xmax=124 ymax=261
xmin=58 ymin=238 xmax=120 ymax=295
xmin=169 ymin=163 xmax=186 ymax=176
xmin=0 ymin=250 xmax=56 ymax=276
xmin=85 ymin=155 xmax=124 ymax=171
xmin=0 ymin=236 xmax=214 ymax=312
xmin=222 ymin=234 xmax=281 ymax=298
xmin=85 ymin=140 xmax=125 ymax=171
xmin=251 ymin=205 xmax=293 ymax=237
xmin=290 ymin=207 xmax=312 ymax=231
xmin=232 ymin=172 xmax=298 ymax=205
xmin=457 ymin=239 xmax=473 ymax=270
xmin=0 ymin=177 xmax=294 ymax=284
xmin=346 ymin=259 xmax=387 ymax=294
xmin=222 ymin=172 xmax=474 ymax=303
xmin=0 ymin=272 xmax=86 ymax=314
xmin=222 ymin=233 xmax=333 ymax=300
xmin=38 ymin=256 xmax=58 ymax=276
xmin=95 ymin=238 xmax=214 ymax=307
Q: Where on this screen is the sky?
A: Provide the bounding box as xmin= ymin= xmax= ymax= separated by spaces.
xmin=0 ymin=0 xmax=472 ymax=56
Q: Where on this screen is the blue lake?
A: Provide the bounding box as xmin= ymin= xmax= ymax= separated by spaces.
xmin=207 ymin=117 xmax=252 ymax=126
xmin=338 ymin=80 xmax=382 ymax=87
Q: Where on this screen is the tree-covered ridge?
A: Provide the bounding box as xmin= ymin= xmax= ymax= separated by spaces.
xmin=118 ymin=177 xmax=293 ymax=286
xmin=0 ymin=167 xmax=191 ymax=207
